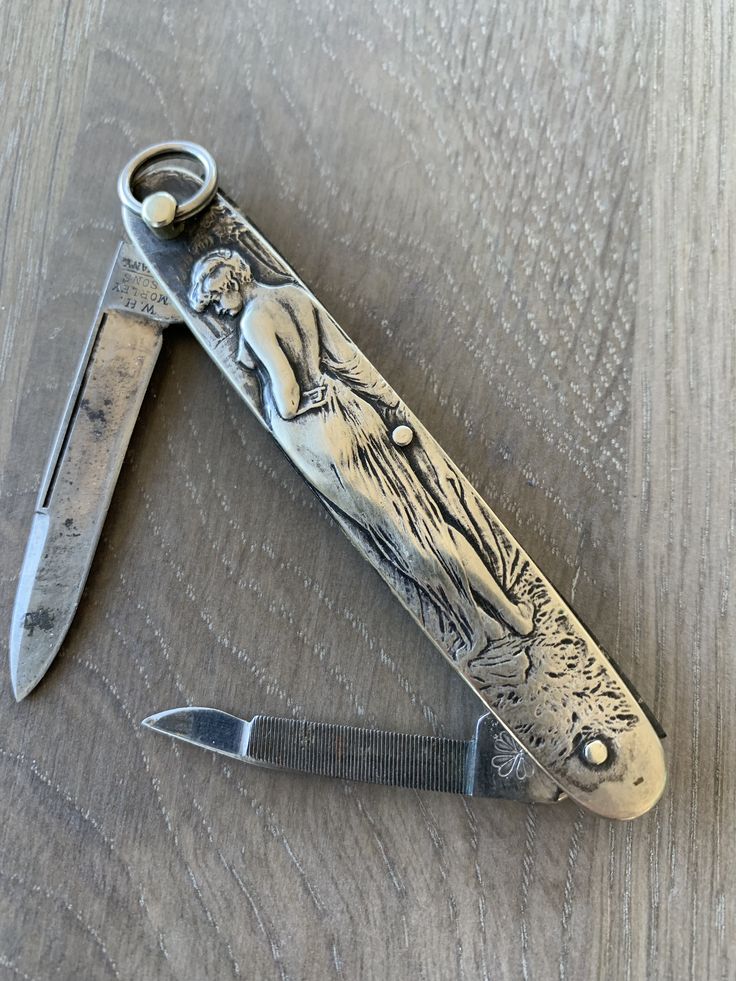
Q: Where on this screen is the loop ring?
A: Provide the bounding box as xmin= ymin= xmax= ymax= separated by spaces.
xmin=117 ymin=141 xmax=218 ymax=229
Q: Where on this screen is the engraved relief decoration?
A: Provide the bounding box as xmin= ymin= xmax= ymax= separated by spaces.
xmin=179 ymin=201 xmax=639 ymax=773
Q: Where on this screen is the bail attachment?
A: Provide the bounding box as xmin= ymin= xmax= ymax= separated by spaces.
xmin=117 ymin=141 xmax=218 ymax=238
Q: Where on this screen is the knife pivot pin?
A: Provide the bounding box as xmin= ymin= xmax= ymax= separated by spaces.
xmin=391 ymin=425 xmax=414 ymax=447
xmin=581 ymin=738 xmax=610 ymax=766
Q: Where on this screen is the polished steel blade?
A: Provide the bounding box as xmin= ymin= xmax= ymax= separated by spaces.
xmin=142 ymin=707 xmax=562 ymax=802
xmin=143 ymin=707 xmax=250 ymax=759
xmin=10 ymin=244 xmax=179 ymax=699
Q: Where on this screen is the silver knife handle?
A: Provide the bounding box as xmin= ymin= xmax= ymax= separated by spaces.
xmin=122 ymin=150 xmax=666 ymax=819
xmin=246 ymin=715 xmax=468 ymax=794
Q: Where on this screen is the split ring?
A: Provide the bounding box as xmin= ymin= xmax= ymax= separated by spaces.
xmin=118 ymin=141 xmax=218 ymax=234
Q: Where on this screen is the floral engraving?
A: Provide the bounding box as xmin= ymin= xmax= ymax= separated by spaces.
xmin=491 ymin=731 xmax=528 ymax=781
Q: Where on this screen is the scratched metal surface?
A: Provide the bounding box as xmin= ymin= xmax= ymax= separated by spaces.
xmin=0 ymin=2 xmax=732 ymax=979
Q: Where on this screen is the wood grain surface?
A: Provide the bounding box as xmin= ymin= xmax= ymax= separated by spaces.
xmin=0 ymin=2 xmax=732 ymax=979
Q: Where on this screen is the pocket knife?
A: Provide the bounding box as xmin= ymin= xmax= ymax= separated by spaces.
xmin=10 ymin=142 xmax=666 ymax=820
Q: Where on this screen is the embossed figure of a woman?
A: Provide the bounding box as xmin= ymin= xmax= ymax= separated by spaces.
xmin=189 ymin=249 xmax=533 ymax=662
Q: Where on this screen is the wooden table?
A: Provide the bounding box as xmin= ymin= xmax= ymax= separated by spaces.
xmin=1 ymin=2 xmax=732 ymax=978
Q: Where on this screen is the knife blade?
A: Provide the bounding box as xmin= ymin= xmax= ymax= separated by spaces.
xmin=142 ymin=706 xmax=563 ymax=802
xmin=9 ymin=243 xmax=179 ymax=699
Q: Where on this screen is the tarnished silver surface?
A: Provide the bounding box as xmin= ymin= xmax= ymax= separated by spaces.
xmin=9 ymin=244 xmax=179 ymax=699
xmin=142 ymin=707 xmax=562 ymax=802
xmin=121 ymin=156 xmax=666 ymax=820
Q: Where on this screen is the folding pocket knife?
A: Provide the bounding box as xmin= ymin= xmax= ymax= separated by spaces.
xmin=10 ymin=142 xmax=666 ymax=820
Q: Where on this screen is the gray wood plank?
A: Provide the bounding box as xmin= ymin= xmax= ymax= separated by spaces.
xmin=0 ymin=1 xmax=732 ymax=978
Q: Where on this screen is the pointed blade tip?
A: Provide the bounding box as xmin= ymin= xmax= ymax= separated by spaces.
xmin=9 ymin=643 xmax=44 ymax=702
xmin=140 ymin=707 xmax=198 ymax=742
xmin=11 ymin=679 xmax=30 ymax=702
xmin=8 ymin=633 xmax=61 ymax=703
xmin=141 ymin=707 xmax=183 ymax=729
